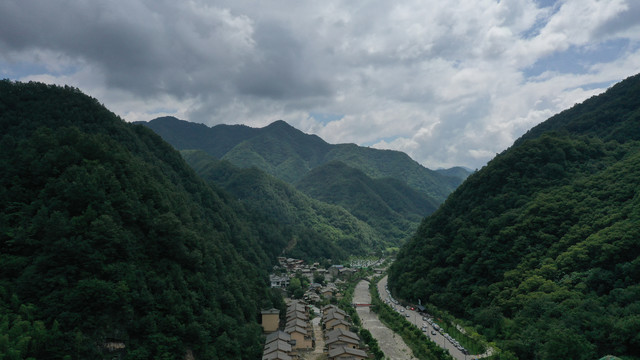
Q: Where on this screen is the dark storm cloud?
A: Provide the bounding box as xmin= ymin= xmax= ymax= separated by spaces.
xmin=0 ymin=0 xmax=253 ymax=97
xmin=235 ymin=21 xmax=333 ymax=100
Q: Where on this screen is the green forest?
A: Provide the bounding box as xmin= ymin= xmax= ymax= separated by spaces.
xmin=181 ymin=150 xmax=382 ymax=260
xmin=0 ymin=81 xmax=285 ymax=359
xmin=141 ymin=115 xmax=468 ymax=247
xmin=296 ymin=160 xmax=438 ymax=242
xmin=389 ymin=73 xmax=640 ymax=359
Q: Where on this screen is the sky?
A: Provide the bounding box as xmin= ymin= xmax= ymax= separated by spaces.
xmin=1 ymin=0 xmax=639 ymax=170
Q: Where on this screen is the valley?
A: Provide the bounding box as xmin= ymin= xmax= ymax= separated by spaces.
xmin=1 ymin=73 xmax=640 ymax=360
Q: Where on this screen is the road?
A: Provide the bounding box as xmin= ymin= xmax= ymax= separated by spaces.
xmin=377 ymin=276 xmax=483 ymax=360
xmin=353 ymin=279 xmax=418 ymax=360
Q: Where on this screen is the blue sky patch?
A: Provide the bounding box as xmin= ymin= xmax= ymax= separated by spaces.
xmin=523 ymin=38 xmax=633 ymax=77
xmin=309 ymin=112 xmax=344 ymax=124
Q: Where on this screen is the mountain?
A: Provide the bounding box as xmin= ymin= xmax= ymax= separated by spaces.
xmin=296 ymin=161 xmax=439 ymax=242
xmin=435 ymin=166 xmax=473 ymax=182
xmin=140 ymin=117 xmax=466 ymax=246
xmin=389 ymin=73 xmax=640 ymax=359
xmin=0 ymin=81 xmax=282 ymax=359
xmin=139 ymin=117 xmax=462 ymax=203
xmin=181 ymin=150 xmax=384 ymax=259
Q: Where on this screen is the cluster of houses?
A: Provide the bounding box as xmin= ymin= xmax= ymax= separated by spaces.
xmin=270 ymin=258 xmax=358 ymax=303
xmin=273 ymin=258 xmax=357 ymax=283
xmin=260 ymin=301 xmax=369 ymax=360
xmin=260 ymin=300 xmax=313 ymax=360
xmin=321 ymin=305 xmax=368 ymax=360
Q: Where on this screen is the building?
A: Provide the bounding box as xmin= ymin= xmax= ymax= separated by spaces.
xmin=262 ymin=350 xmax=293 ymax=360
xmin=270 ymin=274 xmax=290 ymax=288
xmin=324 ymin=318 xmax=351 ymax=332
xmin=261 ymin=308 xmax=281 ymax=333
xmin=286 ymin=311 xmax=308 ymax=323
xmin=262 ymin=331 xmax=296 ymax=360
xmin=263 ymin=339 xmax=292 ymax=356
xmin=285 ymin=325 xmax=313 ymax=350
xmin=328 ymin=346 xmax=368 ymax=360
xmin=325 ymin=328 xmax=360 ymax=342
xmin=322 ymin=308 xmax=347 ymax=324
xmin=325 ymin=332 xmax=359 ymax=351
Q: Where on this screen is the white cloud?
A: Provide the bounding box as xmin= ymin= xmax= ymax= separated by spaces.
xmin=1 ymin=0 xmax=638 ymax=169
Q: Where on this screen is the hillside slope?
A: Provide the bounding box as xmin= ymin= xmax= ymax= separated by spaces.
xmin=389 ymin=73 xmax=640 ymax=360
xmin=181 ymin=150 xmax=384 ymax=258
xmin=0 ymin=81 xmax=280 ymax=359
xmin=140 ymin=117 xmax=462 ymax=203
xmin=296 ymin=161 xmax=439 ymax=242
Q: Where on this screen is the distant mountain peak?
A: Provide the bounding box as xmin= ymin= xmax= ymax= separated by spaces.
xmin=266 ymin=119 xmax=290 ymax=127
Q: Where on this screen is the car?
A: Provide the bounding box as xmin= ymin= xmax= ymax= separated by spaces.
xmin=422 ymin=316 xmax=428 ymax=321
xmin=405 ymin=314 xmax=410 ymax=317
xmin=431 ymin=330 xmax=437 ymax=335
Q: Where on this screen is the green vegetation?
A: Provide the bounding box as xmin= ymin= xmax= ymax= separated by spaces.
xmin=141 ymin=116 xmax=469 ymax=246
xmin=368 ymin=276 xmax=453 ymax=360
xmin=417 ymin=303 xmax=487 ymax=355
xmin=181 ymin=150 xmax=384 ymax=259
xmin=141 ymin=118 xmax=465 ymax=203
xmin=0 ymin=81 xmax=283 ymax=359
xmin=389 ymin=73 xmax=640 ymax=359
xmin=296 ymin=160 xmax=438 ymax=243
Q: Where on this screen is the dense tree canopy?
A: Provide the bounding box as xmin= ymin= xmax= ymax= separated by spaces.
xmin=0 ymin=80 xmax=283 ymax=359
xmin=389 ymin=74 xmax=640 ymax=359
xmin=140 ymin=116 xmax=467 ymax=247
xmin=182 ymin=150 xmax=383 ymax=260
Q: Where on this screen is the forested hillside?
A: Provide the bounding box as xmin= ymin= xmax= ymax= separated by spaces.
xmin=296 ymin=161 xmax=439 ymax=242
xmin=140 ymin=117 xmax=466 ymax=203
xmin=389 ymin=73 xmax=640 ymax=360
xmin=140 ymin=117 xmax=468 ymax=247
xmin=181 ymin=150 xmax=384 ymax=259
xmin=0 ymin=81 xmax=282 ymax=359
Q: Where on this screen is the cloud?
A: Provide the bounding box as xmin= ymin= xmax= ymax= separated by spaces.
xmin=1 ymin=0 xmax=639 ymax=169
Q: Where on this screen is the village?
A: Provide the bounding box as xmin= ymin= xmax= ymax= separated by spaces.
xmin=260 ymin=257 xmax=383 ymax=360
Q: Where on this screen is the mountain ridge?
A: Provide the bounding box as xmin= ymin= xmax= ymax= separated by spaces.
xmin=139 ymin=117 xmax=468 ymax=203
xmin=0 ymin=81 xmax=281 ymax=359
xmin=389 ymin=73 xmax=640 ymax=359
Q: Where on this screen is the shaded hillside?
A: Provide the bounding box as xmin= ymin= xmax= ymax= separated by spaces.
xmin=295 ymin=161 xmax=439 ymax=242
xmin=389 ymin=73 xmax=640 ymax=360
xmin=181 ymin=150 xmax=384 ymax=259
xmin=144 ymin=116 xmax=261 ymax=158
xmin=0 ymin=81 xmax=281 ymax=359
xmin=515 ymin=73 xmax=640 ymax=145
xmin=140 ymin=117 xmax=462 ymax=203
xmin=221 ymin=120 xmax=331 ymax=183
xmin=323 ymin=143 xmax=462 ymax=202
xmin=435 ymin=166 xmax=473 ymax=182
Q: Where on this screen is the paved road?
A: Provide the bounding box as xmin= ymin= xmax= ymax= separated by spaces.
xmin=353 ymin=279 xmax=418 ymax=360
xmin=378 ymin=276 xmax=491 ymax=360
